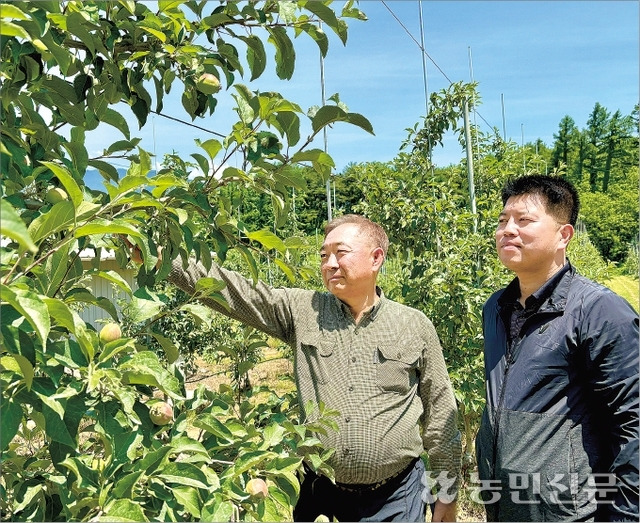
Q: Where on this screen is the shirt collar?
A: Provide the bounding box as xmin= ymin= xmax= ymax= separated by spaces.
xmin=367 ymin=287 xmax=384 ymax=320
xmin=529 ymin=262 xmax=570 ymax=307
xmin=498 ymin=262 xmax=571 ymax=311
xmin=335 ymin=287 xmax=385 ymax=321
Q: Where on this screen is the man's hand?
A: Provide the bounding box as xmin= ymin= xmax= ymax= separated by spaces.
xmin=120 ymin=236 xmax=162 ymax=267
xmin=431 ymin=499 xmax=456 ymax=522
xmin=119 ymin=236 xmax=144 ymax=265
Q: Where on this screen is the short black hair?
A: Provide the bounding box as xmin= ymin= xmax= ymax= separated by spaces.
xmin=501 ymin=175 xmax=580 ymax=226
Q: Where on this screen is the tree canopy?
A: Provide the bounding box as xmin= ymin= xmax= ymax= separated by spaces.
xmin=0 ymin=2 xmax=371 ymax=520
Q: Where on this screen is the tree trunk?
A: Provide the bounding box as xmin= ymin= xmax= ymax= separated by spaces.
xmin=602 ymin=143 xmax=614 ymax=193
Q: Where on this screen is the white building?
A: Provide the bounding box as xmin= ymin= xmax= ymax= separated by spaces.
xmin=79 ymin=249 xmax=137 ymax=328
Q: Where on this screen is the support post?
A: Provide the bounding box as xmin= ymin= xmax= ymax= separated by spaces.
xmin=463 ymin=98 xmax=477 ymax=234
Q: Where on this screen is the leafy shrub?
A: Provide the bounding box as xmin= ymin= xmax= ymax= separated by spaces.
xmin=567 ymin=230 xmax=615 ymax=282
xmin=579 ymin=176 xmax=639 ymax=263
xmin=621 ymin=242 xmax=640 ymax=278
xmin=1 ymin=348 xmax=338 ymax=522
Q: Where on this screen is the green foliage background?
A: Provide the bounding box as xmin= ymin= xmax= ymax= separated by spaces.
xmin=1 ymin=1 xmax=366 ymax=521
xmin=1 ymin=1 xmax=637 ymax=521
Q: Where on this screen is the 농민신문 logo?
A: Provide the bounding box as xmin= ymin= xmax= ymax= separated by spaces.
xmin=421 ymin=471 xmax=618 ymax=505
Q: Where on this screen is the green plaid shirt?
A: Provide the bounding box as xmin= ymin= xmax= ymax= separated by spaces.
xmin=169 ymin=258 xmax=461 ymax=488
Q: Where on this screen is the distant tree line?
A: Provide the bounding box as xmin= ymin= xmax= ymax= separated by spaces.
xmin=552 ymin=102 xmax=638 ymax=193
xmin=211 ymin=101 xmax=638 ymax=266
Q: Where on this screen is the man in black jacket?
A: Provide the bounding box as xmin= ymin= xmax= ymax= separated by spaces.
xmin=476 ymin=175 xmax=639 ymax=521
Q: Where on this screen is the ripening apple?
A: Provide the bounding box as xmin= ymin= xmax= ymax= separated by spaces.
xmin=46 ymin=187 xmax=68 ymax=204
xmin=196 ymin=72 xmax=221 ymax=95
xmin=149 ymin=401 xmax=173 ymax=425
xmin=99 ymin=323 xmax=122 ymax=344
xmin=246 ymin=478 xmax=269 ymax=500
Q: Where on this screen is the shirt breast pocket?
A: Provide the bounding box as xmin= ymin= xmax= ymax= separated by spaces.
xmin=376 ymin=344 xmax=420 ymax=394
xmin=300 ymin=338 xmax=334 ymax=385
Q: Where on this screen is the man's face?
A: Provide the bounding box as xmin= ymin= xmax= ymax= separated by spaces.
xmin=496 ymin=194 xmax=571 ymax=276
xmin=320 ymin=223 xmax=380 ymax=300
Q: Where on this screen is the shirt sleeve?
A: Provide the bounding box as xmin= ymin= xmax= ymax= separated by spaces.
xmin=584 ymin=293 xmax=639 ymax=520
xmin=418 ymin=314 xmax=462 ymax=500
xmin=167 ymin=255 xmax=296 ymax=344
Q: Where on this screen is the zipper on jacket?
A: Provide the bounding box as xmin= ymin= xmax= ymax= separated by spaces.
xmin=491 ymin=338 xmax=517 ymax=472
xmin=489 ymin=308 xmax=560 ymax=488
xmin=489 ymin=337 xmax=518 ymax=522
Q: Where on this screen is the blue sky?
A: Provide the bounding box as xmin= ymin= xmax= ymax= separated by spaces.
xmin=85 ymin=1 xmax=639 ymax=174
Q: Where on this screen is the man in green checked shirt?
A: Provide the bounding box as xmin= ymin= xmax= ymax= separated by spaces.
xmin=166 ymin=214 xmax=461 ymax=522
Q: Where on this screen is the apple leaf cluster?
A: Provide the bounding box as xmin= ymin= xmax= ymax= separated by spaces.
xmin=1 ymin=1 xmax=370 ymax=520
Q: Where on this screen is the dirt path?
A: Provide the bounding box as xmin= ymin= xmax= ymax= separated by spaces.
xmin=185 ymin=348 xmax=295 ymax=396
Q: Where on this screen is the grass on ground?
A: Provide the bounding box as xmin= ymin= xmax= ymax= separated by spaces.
xmin=605 ymin=275 xmax=639 ymax=312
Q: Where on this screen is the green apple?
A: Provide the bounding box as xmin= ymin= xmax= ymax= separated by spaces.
xmin=149 ymin=401 xmax=173 ymax=425
xmin=99 ymin=323 xmax=121 ymax=344
xmin=46 ymin=187 xmax=68 ymax=204
xmin=246 ymin=478 xmax=269 ymax=499
xmin=196 ymin=73 xmax=221 ymax=95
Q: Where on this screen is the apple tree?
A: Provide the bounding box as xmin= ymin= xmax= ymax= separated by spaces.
xmin=0 ymin=1 xmax=371 ymax=520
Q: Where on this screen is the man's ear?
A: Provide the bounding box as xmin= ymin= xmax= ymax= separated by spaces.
xmin=560 ymin=223 xmax=574 ymax=247
xmin=372 ymin=247 xmax=385 ymax=270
